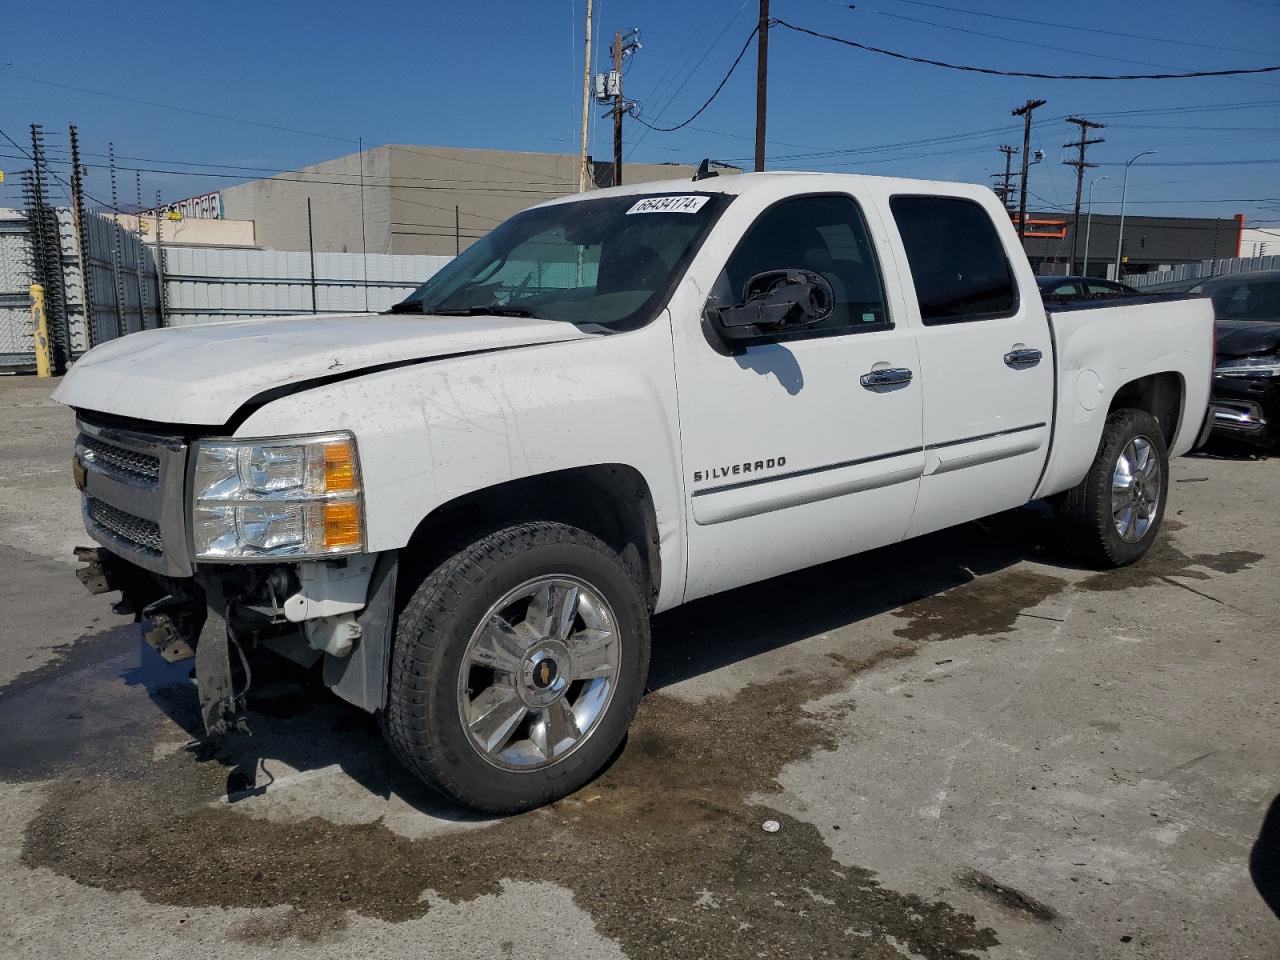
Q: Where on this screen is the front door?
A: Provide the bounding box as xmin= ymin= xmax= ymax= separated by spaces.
xmin=670 ymin=191 xmax=925 ymax=602
xmin=884 ymin=194 xmax=1054 ymax=539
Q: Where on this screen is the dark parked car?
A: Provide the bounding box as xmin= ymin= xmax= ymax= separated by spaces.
xmin=1036 ymin=276 xmax=1140 ymax=301
xmin=1193 ymin=270 xmax=1280 ymax=447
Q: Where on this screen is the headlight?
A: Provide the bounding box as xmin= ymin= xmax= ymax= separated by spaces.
xmin=1215 ymin=356 xmax=1280 ymax=378
xmin=191 ymin=432 xmax=365 ymax=560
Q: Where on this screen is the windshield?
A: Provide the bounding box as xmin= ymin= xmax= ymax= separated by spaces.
xmin=393 ymin=192 xmax=733 ymax=331
xmin=1195 ymin=274 xmax=1280 ymax=322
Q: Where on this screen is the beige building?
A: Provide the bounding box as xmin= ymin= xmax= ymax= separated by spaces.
xmin=109 ymin=213 xmax=257 ymax=248
xmin=220 ymin=145 xmax=731 ymax=257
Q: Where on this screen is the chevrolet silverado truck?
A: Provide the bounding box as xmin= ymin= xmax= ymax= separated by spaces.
xmin=55 ymin=172 xmax=1215 ymax=813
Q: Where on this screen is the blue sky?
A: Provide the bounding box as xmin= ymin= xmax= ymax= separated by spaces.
xmin=2 ymin=0 xmax=1278 ymax=226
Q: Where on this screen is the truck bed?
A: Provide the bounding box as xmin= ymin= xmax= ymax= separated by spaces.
xmin=1034 ymin=294 xmax=1215 ymax=501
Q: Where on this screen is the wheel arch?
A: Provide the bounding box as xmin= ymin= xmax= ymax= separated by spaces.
xmin=397 ymin=464 xmax=662 ymax=611
xmin=1107 ymin=370 xmax=1185 ymax=449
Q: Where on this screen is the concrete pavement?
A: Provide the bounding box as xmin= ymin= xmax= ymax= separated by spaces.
xmin=0 ymin=375 xmax=1276 ymax=959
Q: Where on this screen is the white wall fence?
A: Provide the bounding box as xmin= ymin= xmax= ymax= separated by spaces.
xmin=0 ymin=204 xmax=454 ymax=371
xmin=160 ymin=248 xmax=452 ymax=325
xmin=1127 ymin=255 xmax=1280 ymax=289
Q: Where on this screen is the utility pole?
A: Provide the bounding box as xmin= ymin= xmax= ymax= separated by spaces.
xmin=1063 ymin=116 xmax=1106 ymax=274
xmin=578 ymin=0 xmax=594 ymax=192
xmin=754 ymin=0 xmax=769 ymax=172
xmin=612 ymin=31 xmax=624 ymax=186
xmin=594 ymin=28 xmax=639 ymax=186
xmin=1011 ymin=98 xmax=1046 ymax=246
xmin=991 ymin=144 xmax=1018 ymax=209
xmin=454 ymin=205 xmax=460 ymax=255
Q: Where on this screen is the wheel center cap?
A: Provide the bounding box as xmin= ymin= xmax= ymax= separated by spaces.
xmin=518 ymin=641 xmax=571 ymax=707
xmin=532 ymin=657 xmax=559 ymax=689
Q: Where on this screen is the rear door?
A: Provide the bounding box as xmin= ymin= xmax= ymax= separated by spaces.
xmin=883 ymin=194 xmax=1053 ymax=538
xmin=671 ymin=190 xmax=924 ymax=602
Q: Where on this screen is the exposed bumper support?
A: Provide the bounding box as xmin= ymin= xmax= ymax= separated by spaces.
xmin=75 ymin=543 xmax=398 ymax=732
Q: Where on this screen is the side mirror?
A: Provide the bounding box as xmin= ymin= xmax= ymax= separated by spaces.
xmin=704 ymin=269 xmax=834 ymax=351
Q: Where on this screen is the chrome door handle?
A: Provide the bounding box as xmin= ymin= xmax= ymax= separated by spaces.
xmin=860 ymin=367 xmax=913 ymax=388
xmin=1004 ymin=348 xmax=1043 ymax=368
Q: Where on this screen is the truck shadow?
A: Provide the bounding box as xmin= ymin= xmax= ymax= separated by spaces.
xmin=122 ymin=501 xmax=1072 ymax=817
xmin=648 ymin=502 xmax=1067 ymax=690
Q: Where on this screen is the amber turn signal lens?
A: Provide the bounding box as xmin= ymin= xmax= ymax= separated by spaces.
xmin=323 ymin=501 xmax=362 ymax=549
xmin=323 ymin=441 xmax=358 ymax=492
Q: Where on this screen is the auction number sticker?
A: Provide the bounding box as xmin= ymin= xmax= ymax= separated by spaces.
xmin=625 ymin=195 xmax=710 ymax=215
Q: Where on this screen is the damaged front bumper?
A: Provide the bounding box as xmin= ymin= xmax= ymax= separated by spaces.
xmin=74 ymin=545 xmax=397 ymax=738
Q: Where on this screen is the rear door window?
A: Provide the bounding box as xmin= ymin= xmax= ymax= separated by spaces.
xmin=889 ymin=196 xmax=1017 ymax=324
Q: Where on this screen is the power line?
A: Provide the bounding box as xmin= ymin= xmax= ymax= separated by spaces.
xmin=37 ymin=148 xmax=573 ymax=191
xmin=631 ymin=24 xmax=760 ymax=132
xmin=0 ymin=154 xmax=575 ymax=198
xmin=825 ymin=2 xmax=1208 ymax=76
xmin=769 ymin=18 xmax=1280 ymax=80
xmin=891 ymin=0 xmax=1277 ymax=59
xmin=0 ymin=125 xmax=114 ymax=212
xmin=723 ymin=120 xmax=1022 ymax=164
xmin=627 ymin=0 xmax=753 ymax=158
xmin=2 ymin=73 xmax=357 ymax=144
xmin=1090 ymin=98 xmax=1280 ymax=117
xmin=1095 ymin=157 xmax=1280 ymax=167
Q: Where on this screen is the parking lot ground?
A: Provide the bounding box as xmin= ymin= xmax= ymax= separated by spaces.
xmin=1 ymin=374 xmax=1277 ymax=959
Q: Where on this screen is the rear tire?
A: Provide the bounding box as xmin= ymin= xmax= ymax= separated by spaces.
xmin=383 ymin=522 xmax=649 ymax=814
xmin=1060 ymin=407 xmax=1169 ymax=568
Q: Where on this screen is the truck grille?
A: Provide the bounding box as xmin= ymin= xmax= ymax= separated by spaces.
xmin=76 ymin=416 xmax=191 ymax=577
xmin=77 ymin=434 xmax=161 ymax=484
xmin=87 ymin=497 xmax=164 ymax=556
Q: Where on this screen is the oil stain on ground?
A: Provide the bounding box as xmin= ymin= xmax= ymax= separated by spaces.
xmin=20 ymin=507 xmax=1259 ymax=956
xmin=20 ymin=508 xmax=1152 ymax=958
xmin=20 ymin=642 xmax=1002 ymax=959
xmin=1077 ymin=523 xmax=1262 ymax=594
xmin=890 ymin=569 xmax=1067 ymax=644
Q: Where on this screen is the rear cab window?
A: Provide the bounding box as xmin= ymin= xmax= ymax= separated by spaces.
xmin=888 ymin=196 xmax=1018 ymax=325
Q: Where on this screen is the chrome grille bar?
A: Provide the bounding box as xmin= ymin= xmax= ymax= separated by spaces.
xmin=87 ymin=497 xmax=164 ymax=556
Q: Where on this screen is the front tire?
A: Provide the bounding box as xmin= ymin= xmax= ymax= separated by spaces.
xmin=383 ymin=522 xmax=650 ymax=814
xmin=1060 ymin=407 xmax=1169 ymax=568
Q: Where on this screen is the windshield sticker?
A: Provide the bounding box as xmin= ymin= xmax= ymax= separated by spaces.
xmin=625 ymin=195 xmax=711 ymax=215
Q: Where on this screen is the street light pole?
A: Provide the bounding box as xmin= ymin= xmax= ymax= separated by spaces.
xmin=1114 ymin=150 xmax=1156 ymax=280
xmin=1082 ymin=174 xmax=1109 ymax=278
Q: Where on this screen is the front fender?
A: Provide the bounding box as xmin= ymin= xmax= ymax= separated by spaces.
xmin=233 ymin=318 xmax=688 ymax=610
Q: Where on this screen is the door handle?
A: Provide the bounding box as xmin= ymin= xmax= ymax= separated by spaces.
xmin=860 ymin=367 xmax=913 ymax=388
xmin=1004 ymin=348 xmax=1043 ymax=368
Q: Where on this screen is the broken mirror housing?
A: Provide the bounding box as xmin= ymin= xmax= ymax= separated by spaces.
xmin=192 ymin=432 xmax=365 ymax=560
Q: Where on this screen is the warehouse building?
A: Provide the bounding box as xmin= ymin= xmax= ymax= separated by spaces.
xmin=219 ymin=146 xmax=723 ymax=257
xmin=1018 ymin=211 xmax=1243 ymax=279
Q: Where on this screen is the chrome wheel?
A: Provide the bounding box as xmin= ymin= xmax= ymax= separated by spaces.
xmin=457 ymin=575 xmax=621 ymax=771
xmin=1111 ymin=434 xmax=1162 ymax=543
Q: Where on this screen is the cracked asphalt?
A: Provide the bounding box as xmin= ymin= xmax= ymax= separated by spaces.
xmin=1 ymin=375 xmax=1277 ymax=959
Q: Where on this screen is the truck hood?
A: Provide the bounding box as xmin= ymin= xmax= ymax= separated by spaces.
xmin=1214 ymin=319 xmax=1280 ymax=359
xmin=53 ymin=312 xmax=590 ymax=426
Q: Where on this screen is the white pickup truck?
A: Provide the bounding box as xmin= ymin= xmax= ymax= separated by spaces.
xmin=56 ymin=172 xmax=1214 ymax=812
